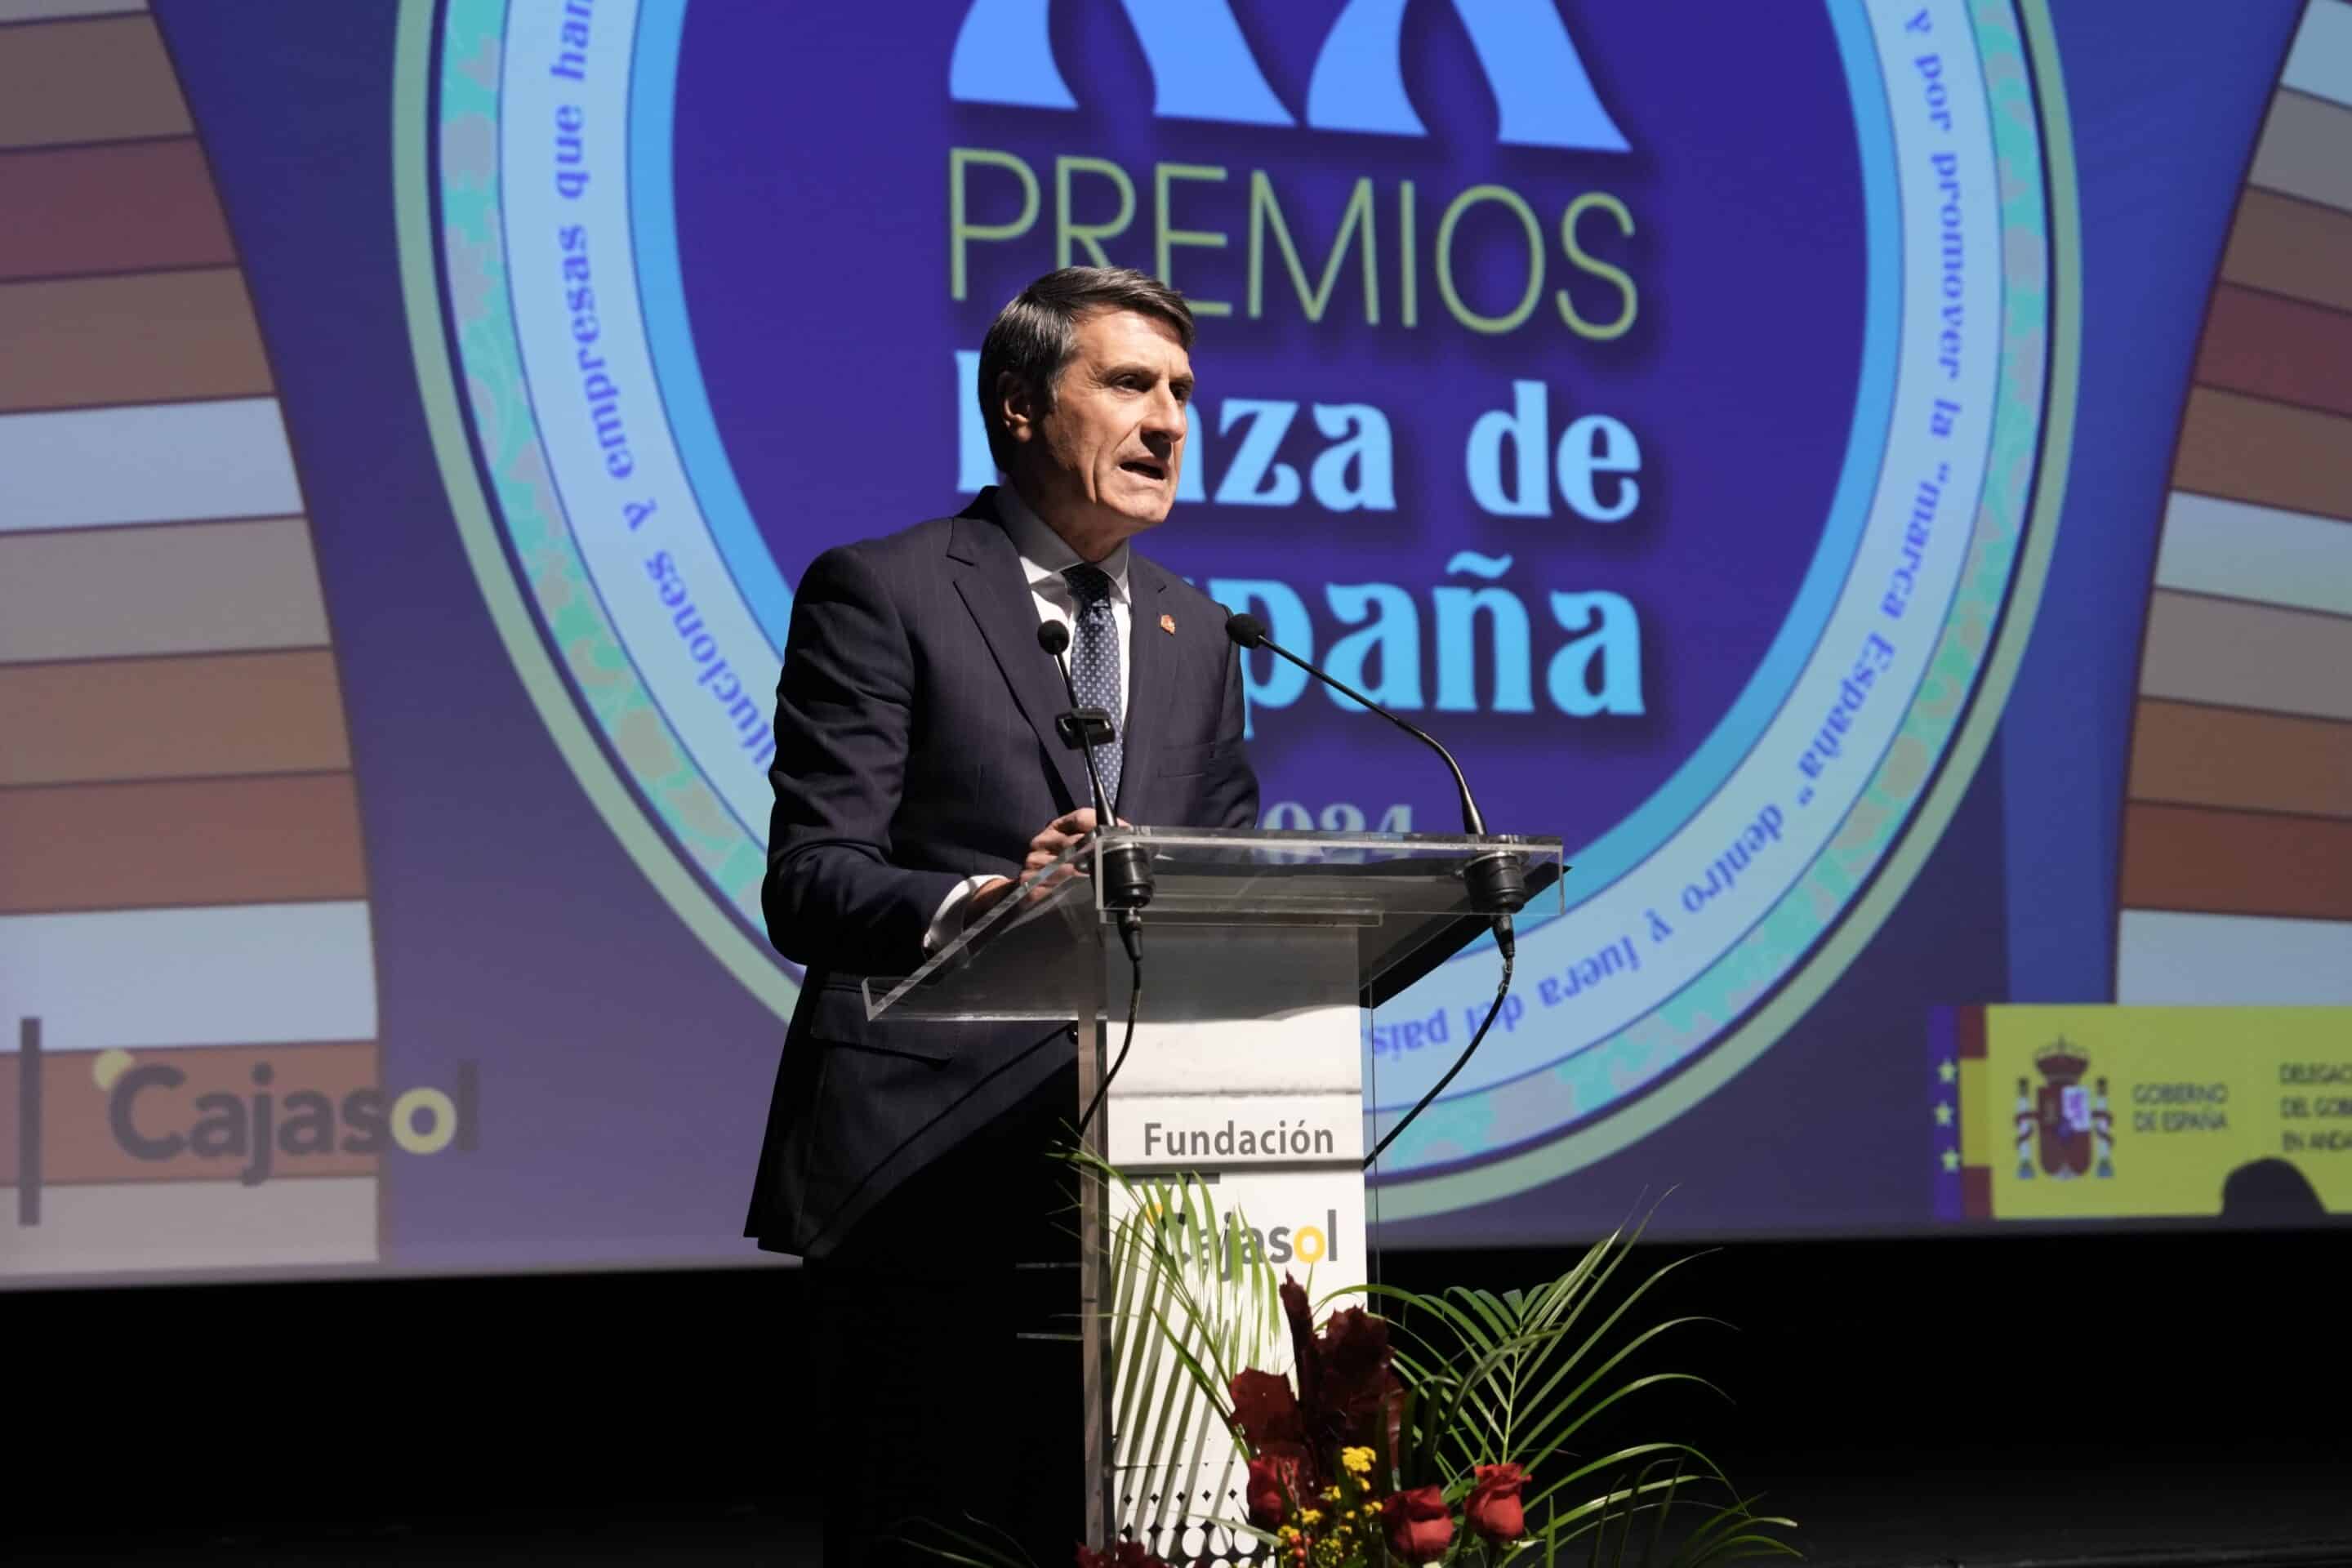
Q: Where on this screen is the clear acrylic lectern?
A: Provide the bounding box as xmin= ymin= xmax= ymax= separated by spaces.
xmin=867 ymin=826 xmax=1565 ymax=1561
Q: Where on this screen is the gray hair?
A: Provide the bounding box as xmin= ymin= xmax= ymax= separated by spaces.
xmin=976 ymin=266 xmax=1196 ymax=472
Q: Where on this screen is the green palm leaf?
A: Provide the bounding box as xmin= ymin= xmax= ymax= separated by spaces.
xmin=1063 ymin=1149 xmax=1282 ymax=1557
xmin=1348 ymin=1205 xmax=1798 ymax=1568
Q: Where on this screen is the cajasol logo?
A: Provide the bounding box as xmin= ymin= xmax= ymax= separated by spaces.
xmin=949 ymin=0 xmax=1628 ymax=151
xmin=1139 ymin=1192 xmax=1343 ymax=1279
xmin=95 ymin=1049 xmax=477 ymax=1189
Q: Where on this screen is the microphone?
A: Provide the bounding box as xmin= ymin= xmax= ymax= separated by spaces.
xmin=1223 ymin=612 xmax=1527 ymax=927
xmin=1036 ymin=619 xmax=1153 ymax=921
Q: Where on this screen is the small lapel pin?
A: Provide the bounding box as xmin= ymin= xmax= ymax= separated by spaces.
xmin=1160 ymin=612 xmax=1177 ymax=635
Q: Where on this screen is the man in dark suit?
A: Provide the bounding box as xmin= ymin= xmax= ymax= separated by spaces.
xmin=748 ymin=268 xmax=1258 ymax=1564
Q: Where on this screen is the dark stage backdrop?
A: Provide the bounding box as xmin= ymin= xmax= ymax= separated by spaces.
xmin=3 ymin=0 xmax=2350 ymax=1285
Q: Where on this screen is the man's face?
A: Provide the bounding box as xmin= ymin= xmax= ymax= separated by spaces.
xmin=1004 ymin=308 xmax=1193 ymax=548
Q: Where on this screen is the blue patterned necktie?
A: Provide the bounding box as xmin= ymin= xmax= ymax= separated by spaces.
xmin=1062 ymin=563 xmax=1123 ymax=810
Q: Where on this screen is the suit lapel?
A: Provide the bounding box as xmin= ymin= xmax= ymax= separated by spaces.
xmin=1118 ymin=557 xmax=1175 ymax=822
xmin=948 ymin=492 xmax=1091 ymax=811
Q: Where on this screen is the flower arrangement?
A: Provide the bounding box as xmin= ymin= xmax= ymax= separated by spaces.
xmin=1207 ymin=1266 xmax=1788 ymax=1568
xmin=911 ymin=1166 xmax=1794 ymax=1568
xmin=1228 ymin=1276 xmax=1512 ymax=1566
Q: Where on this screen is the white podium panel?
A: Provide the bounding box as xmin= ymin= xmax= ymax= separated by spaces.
xmin=1100 ymin=933 xmax=1366 ymax=1554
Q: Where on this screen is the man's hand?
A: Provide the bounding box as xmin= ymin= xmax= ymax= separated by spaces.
xmin=963 ymin=808 xmax=1124 ymax=927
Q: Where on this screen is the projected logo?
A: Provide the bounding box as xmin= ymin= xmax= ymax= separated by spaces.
xmin=1937 ymin=1008 xmax=2350 ymax=1223
xmin=2023 ymin=1040 xmax=2114 ymax=1181
xmin=947 ymin=0 xmax=1629 ymax=151
xmin=411 ymin=0 xmax=2075 ymax=1215
xmin=96 ymin=1048 xmax=476 ymax=1188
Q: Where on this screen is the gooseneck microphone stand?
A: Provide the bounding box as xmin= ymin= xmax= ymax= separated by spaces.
xmin=1223 ymin=613 xmax=1528 ymax=926
xmin=1222 ymin=612 xmax=1527 ymax=1168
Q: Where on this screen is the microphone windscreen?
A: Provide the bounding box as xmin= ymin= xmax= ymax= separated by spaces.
xmin=1036 ymin=618 xmax=1071 ymax=656
xmin=1224 ymin=612 xmax=1269 ymax=648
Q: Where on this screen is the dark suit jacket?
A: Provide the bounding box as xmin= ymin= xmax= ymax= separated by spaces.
xmin=746 ymin=488 xmax=1259 ymax=1258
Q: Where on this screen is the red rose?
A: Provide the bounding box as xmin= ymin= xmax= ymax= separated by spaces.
xmin=1465 ymin=1463 xmax=1528 ymax=1542
xmin=1379 ymin=1486 xmax=1454 ymax=1563
xmin=1245 ymin=1447 xmax=1308 ymax=1529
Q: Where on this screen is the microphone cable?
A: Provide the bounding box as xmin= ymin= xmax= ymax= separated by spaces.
xmin=1362 ymin=915 xmax=1515 ymax=1170
xmin=1074 ymin=909 xmax=1143 ymax=1138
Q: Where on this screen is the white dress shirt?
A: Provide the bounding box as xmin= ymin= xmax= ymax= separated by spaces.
xmin=995 ymin=483 xmax=1134 ymax=715
xmin=922 ymin=486 xmax=1132 ymax=952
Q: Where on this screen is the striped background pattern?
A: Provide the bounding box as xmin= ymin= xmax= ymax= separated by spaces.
xmin=2116 ymin=0 xmax=2352 ymax=1007
xmin=0 ymin=0 xmax=382 ymax=1276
